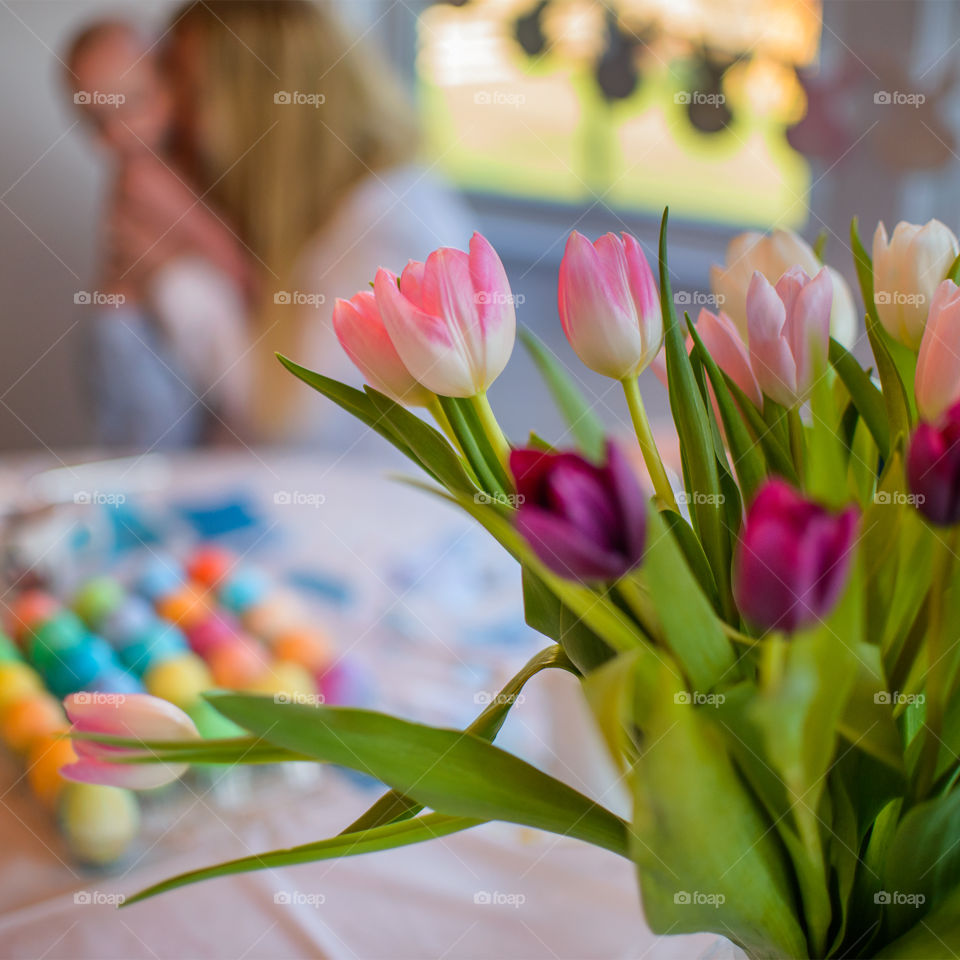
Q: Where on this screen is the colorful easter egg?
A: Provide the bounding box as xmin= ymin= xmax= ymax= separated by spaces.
xmin=144 ymin=654 xmax=213 ymax=710
xmin=317 ymin=659 xmax=371 ymax=706
xmin=0 ymin=661 xmax=44 ymax=713
xmin=207 ymin=638 xmax=267 ymax=689
xmin=59 ymin=783 xmax=139 ymax=866
xmin=0 ymin=693 xmax=64 ymax=752
xmin=91 ymin=668 xmax=144 ymax=695
xmin=117 ymin=621 xmax=188 ymax=676
xmin=272 ymin=627 xmax=334 ymax=673
xmin=186 ymin=546 xmax=234 ymax=588
xmin=249 ymin=661 xmax=316 ymax=700
xmin=219 ymin=568 xmax=269 ymax=615
xmin=136 ymin=557 xmax=184 ymax=601
xmin=26 ymin=612 xmax=87 ymax=673
xmin=26 ymin=733 xmax=76 ymax=809
xmin=73 ymin=577 xmax=125 ymax=629
xmin=243 ymin=592 xmax=304 ymax=641
xmin=156 ymin=584 xmax=211 ymax=629
xmin=99 ymin=596 xmax=156 ymax=648
xmin=7 ymin=591 xmax=60 ymax=644
xmin=43 ymin=635 xmax=117 ymax=699
xmin=0 ymin=631 xmax=21 ymax=663
xmin=185 ymin=613 xmax=241 ymax=658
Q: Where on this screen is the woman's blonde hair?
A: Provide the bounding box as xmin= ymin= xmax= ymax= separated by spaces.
xmin=170 ymin=0 xmax=419 ymax=436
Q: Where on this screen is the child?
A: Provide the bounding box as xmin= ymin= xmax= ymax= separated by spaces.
xmin=66 ymin=19 xmax=251 ymax=445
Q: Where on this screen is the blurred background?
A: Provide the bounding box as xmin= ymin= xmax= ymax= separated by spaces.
xmin=2 ymin=0 xmax=960 ymax=453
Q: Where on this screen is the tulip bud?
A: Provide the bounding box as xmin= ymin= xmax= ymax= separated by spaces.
xmin=873 ymin=219 xmax=959 ymax=349
xmin=734 ymin=480 xmax=859 ymax=633
xmin=915 ymin=280 xmax=960 ymax=422
xmin=746 ymin=267 xmax=832 ymax=408
xmin=373 ymin=232 xmax=516 ymax=398
xmin=63 ymin=693 xmax=200 ymax=789
xmin=558 ymin=231 xmax=662 ymax=380
xmin=511 ymin=442 xmax=647 ymax=582
xmin=696 ymin=309 xmax=763 ymax=408
xmin=907 ymin=402 xmax=960 ymax=527
xmin=710 ymin=229 xmax=857 ymax=347
xmin=332 ymin=292 xmax=433 ymax=406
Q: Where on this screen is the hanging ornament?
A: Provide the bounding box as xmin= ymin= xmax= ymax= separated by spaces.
xmin=685 ymin=47 xmax=736 ymax=134
xmin=595 ymin=7 xmax=638 ymax=102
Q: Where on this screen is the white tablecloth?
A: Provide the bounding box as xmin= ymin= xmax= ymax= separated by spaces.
xmin=0 ymin=449 xmax=732 ymax=960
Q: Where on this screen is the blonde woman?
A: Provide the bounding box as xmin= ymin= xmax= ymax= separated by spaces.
xmin=98 ymin=0 xmax=471 ymax=445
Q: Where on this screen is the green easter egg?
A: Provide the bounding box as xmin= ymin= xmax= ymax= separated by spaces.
xmin=73 ymin=577 xmax=125 ymax=629
xmin=58 ymin=782 xmax=140 ymax=867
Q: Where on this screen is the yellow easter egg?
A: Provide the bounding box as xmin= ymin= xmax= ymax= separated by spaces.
xmin=1 ymin=694 xmax=65 ymax=753
xmin=144 ymin=653 xmax=213 ymax=710
xmin=59 ymin=782 xmax=139 ymax=866
xmin=249 ymin=661 xmax=316 ymax=699
xmin=26 ymin=734 xmax=76 ymax=809
xmin=0 ymin=661 xmax=43 ymax=714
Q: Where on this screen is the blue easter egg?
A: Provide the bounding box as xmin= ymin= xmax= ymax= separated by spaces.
xmin=136 ymin=558 xmax=185 ymax=602
xmin=44 ymin=634 xmax=118 ymax=698
xmin=219 ymin=569 xmax=269 ymax=615
xmin=99 ymin=596 xmax=156 ymax=648
xmin=90 ymin=668 xmax=144 ymax=695
xmin=27 ymin=613 xmax=87 ymax=673
xmin=118 ymin=621 xmax=189 ymax=676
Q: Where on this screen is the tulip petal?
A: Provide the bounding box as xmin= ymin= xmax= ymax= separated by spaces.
xmin=62 ymin=758 xmax=189 ymax=791
xmin=747 ymin=272 xmax=798 ymax=406
xmin=916 ymin=280 xmax=960 ymax=421
xmin=696 ymin=309 xmax=762 ymax=408
xmin=603 ymin=441 xmax=648 ymax=564
xmin=467 ymin=232 xmax=516 ymax=387
xmin=64 ymin=693 xmax=199 ymax=742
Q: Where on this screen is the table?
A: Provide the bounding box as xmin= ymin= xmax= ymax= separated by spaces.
xmin=0 ymin=449 xmax=735 ymax=960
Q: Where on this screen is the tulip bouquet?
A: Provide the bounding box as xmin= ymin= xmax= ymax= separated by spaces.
xmin=69 ymin=210 xmax=960 ymax=960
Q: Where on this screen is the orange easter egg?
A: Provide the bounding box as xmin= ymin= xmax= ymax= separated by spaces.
xmin=7 ymin=591 xmax=60 ymax=645
xmin=156 ymin=584 xmax=210 ymax=629
xmin=1 ymin=694 xmax=65 ymax=753
xmin=207 ymin=640 xmax=268 ymax=689
xmin=272 ymin=628 xmax=333 ymax=672
xmin=26 ymin=734 xmax=76 ymax=808
xmin=186 ymin=547 xmax=235 ymax=588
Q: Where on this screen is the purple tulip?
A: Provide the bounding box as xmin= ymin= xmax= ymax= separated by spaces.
xmin=734 ymin=480 xmax=859 ymax=633
xmin=510 ymin=442 xmax=647 ymax=582
xmin=907 ymin=402 xmax=960 ymax=526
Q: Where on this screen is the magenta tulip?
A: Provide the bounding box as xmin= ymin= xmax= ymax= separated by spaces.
xmin=915 ymin=280 xmax=960 ymax=423
xmin=511 ymin=442 xmax=647 ymax=582
xmin=558 ymin=231 xmax=662 ymax=380
xmin=734 ymin=480 xmax=859 ymax=633
xmin=373 ymin=232 xmax=516 ymax=398
xmin=332 ymin=291 xmax=433 ymax=406
xmin=746 ymin=267 xmax=833 ymax=408
xmin=62 ymin=693 xmax=199 ymax=789
xmin=907 ymin=402 xmax=960 ymax=526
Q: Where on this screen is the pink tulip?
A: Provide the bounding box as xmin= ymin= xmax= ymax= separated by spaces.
xmin=373 ymin=233 xmax=516 ymax=398
xmin=915 ymin=280 xmax=960 ymax=423
xmin=62 ymin=693 xmax=199 ymax=790
xmin=332 ymin=292 xmax=433 ymax=406
xmin=746 ymin=267 xmax=833 ymax=408
xmin=558 ymin=231 xmax=662 ymax=380
xmin=651 ymin=310 xmax=761 ymax=410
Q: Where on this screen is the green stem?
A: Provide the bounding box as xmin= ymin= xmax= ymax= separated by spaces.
xmin=787 ymin=406 xmax=805 ymax=477
xmin=427 ymin=396 xmax=465 ymax=457
xmin=915 ymin=532 xmax=958 ymax=798
xmin=470 ymin=392 xmax=510 ymax=473
xmin=621 ymin=376 xmax=678 ymax=511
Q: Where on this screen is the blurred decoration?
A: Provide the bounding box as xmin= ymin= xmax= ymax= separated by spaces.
xmin=594 ymin=7 xmax=640 ymax=102
xmin=418 ymin=0 xmax=824 ymax=226
xmin=514 ymin=0 xmax=551 ymax=56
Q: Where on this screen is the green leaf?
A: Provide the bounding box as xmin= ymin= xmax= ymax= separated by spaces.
xmin=724 ymin=375 xmax=799 ymax=484
xmin=875 ymin=884 xmax=960 ymax=958
xmin=519 ymin=328 xmax=606 ymax=461
xmin=688 ymin=323 xmax=766 ymax=504
xmin=437 ymin=395 xmax=512 ymax=496
xmin=805 ymin=361 xmax=850 ymax=509
xmin=629 ymin=660 xmax=808 ymax=960
xmin=363 ymin=387 xmax=478 ymax=496
xmin=639 ymin=505 xmax=736 ymax=693
xmin=659 ymin=508 xmax=720 ymax=609
xmin=658 ymin=209 xmax=732 ymax=616
xmin=829 ymin=337 xmax=890 ymax=458
xmin=124 ymin=813 xmax=481 ymax=905
xmin=277 ymin=355 xmax=416 ymax=458
xmin=207 ymin=696 xmax=630 ymax=857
